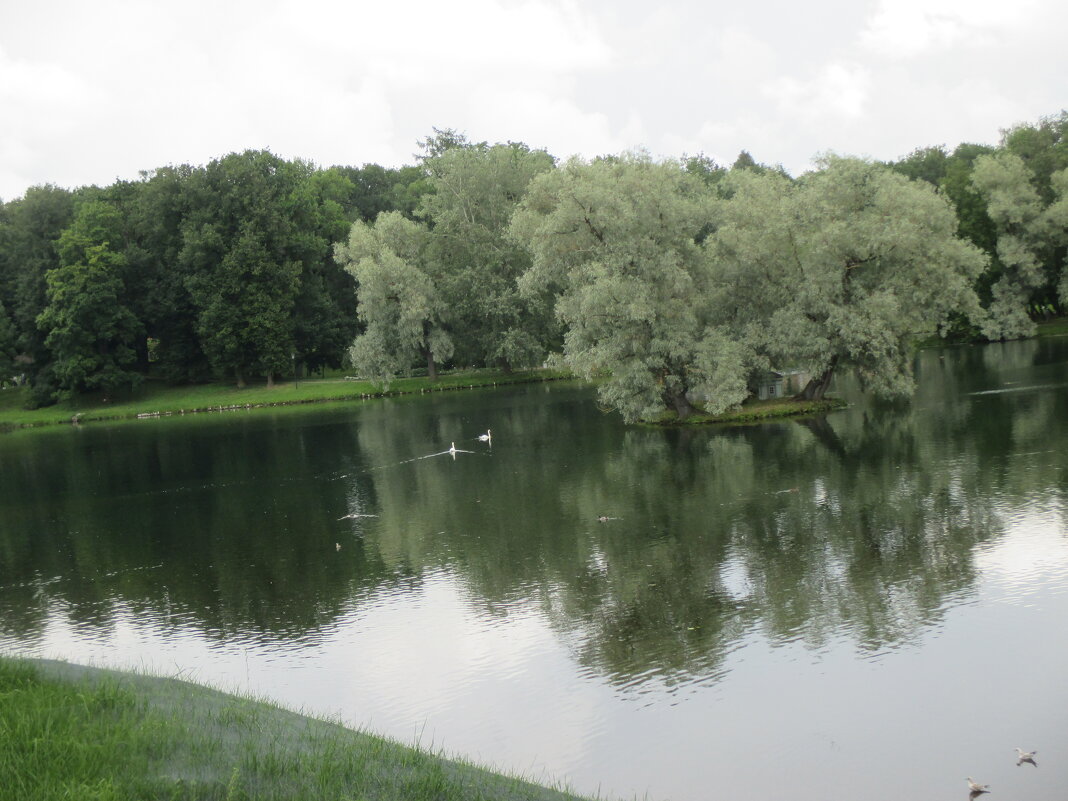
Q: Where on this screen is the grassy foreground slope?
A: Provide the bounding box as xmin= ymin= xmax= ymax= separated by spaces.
xmin=0 ymin=656 xmax=597 ymax=801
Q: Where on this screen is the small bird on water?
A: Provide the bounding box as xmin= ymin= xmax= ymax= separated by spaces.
xmin=446 ymin=442 xmax=474 ymax=459
xmin=1015 ymin=747 xmax=1037 ymax=766
xmin=967 ymin=777 xmax=990 ymax=795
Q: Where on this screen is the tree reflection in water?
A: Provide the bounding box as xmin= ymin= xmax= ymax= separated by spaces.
xmin=1 ymin=339 xmax=1066 ymax=694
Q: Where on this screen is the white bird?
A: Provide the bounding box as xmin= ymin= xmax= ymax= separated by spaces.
xmin=335 ymin=543 xmax=341 ymax=552
xmin=967 ymin=777 xmax=990 ymax=794
xmin=478 ymin=429 xmax=492 ymax=442
xmin=445 ymin=442 xmax=474 ymax=459
xmin=1015 ymin=747 xmax=1037 ymax=765
xmin=430 ymin=442 xmax=475 ymax=460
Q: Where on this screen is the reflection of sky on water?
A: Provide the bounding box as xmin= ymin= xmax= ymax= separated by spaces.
xmin=975 ymin=508 xmax=1067 ymax=605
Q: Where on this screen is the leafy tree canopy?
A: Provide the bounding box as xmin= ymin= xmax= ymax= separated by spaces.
xmin=512 ymin=152 xmax=749 ymax=421
xmin=712 ymin=157 xmax=988 ymax=399
xmin=417 ymin=137 xmax=558 ymax=369
xmin=334 ymin=211 xmax=453 ymax=384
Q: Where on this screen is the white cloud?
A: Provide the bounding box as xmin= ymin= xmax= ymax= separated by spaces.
xmin=763 ymin=62 xmax=870 ymax=122
xmin=0 ymin=0 xmax=616 ymax=197
xmin=860 ymin=0 xmax=1043 ymax=56
xmin=466 ymin=86 xmax=629 ymax=159
xmin=272 ymin=0 xmax=613 ymax=83
xmin=0 ymin=0 xmax=1066 ymax=199
xmin=0 ymin=45 xmax=97 ymax=197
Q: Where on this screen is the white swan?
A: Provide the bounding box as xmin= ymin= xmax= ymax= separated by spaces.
xmin=478 ymin=429 xmax=492 ymax=442
xmin=446 ymin=442 xmax=474 ymax=459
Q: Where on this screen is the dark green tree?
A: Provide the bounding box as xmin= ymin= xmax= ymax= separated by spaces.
xmin=36 ymin=241 xmax=142 ymax=400
xmin=288 ymin=167 xmax=357 ymax=376
xmin=185 ymin=221 xmax=300 ymax=388
xmin=682 ymin=153 xmax=728 ymax=188
xmin=329 ymin=163 xmax=430 ymax=222
xmin=0 ymin=185 xmax=75 ymax=401
xmin=180 ymin=151 xmax=326 ymax=387
xmin=888 ymin=145 xmax=949 ymax=186
xmin=0 ymin=298 xmax=16 ymax=385
xmin=124 ymin=165 xmax=209 ymax=382
xmin=941 ymin=144 xmax=999 ymax=255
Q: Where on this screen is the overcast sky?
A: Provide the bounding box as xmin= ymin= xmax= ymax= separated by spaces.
xmin=1 ymin=0 xmax=1065 ymax=201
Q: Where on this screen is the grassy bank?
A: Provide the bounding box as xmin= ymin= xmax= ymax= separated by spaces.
xmin=641 ymin=396 xmax=848 ymax=427
xmin=0 ymin=656 xmax=597 ymax=801
xmin=1036 ymin=317 xmax=1068 ymax=337
xmin=0 ymin=368 xmax=570 ymax=430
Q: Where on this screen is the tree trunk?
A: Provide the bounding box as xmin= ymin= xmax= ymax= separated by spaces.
xmin=796 ymin=356 xmax=838 ymax=400
xmin=135 ymin=337 xmax=150 ymax=373
xmin=662 ymin=388 xmax=695 ymax=420
xmin=236 ymin=367 xmax=246 ymax=389
xmin=266 ymin=371 xmax=275 ymax=389
xmin=425 ymin=349 xmax=438 ymax=381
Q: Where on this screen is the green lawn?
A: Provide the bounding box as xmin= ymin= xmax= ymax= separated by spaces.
xmin=1036 ymin=317 xmax=1068 ymax=337
xmin=0 ymin=656 xmax=598 ymax=801
xmin=0 ymin=368 xmax=570 ymax=430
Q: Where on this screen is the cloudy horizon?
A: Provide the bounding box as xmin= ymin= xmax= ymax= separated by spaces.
xmin=1 ymin=0 xmax=1065 ymax=201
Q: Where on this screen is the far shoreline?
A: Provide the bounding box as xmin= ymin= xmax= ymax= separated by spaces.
xmin=0 ymin=368 xmax=572 ymax=433
xmin=3 ymin=318 xmax=1065 ymax=434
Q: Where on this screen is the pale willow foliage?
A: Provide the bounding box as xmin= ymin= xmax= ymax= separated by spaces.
xmin=1044 ymin=167 xmax=1068 ymax=308
xmin=417 ymin=142 xmax=557 ymax=369
xmin=970 ymin=152 xmax=1051 ymax=339
xmin=333 ymin=212 xmax=453 ymax=386
xmin=712 ymin=158 xmax=987 ymax=398
xmin=511 ymin=153 xmax=750 ymax=422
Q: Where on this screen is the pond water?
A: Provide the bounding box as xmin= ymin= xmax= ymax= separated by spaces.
xmin=2 ymin=339 xmax=1067 ymax=801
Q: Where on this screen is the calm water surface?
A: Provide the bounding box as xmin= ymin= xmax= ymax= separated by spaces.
xmin=2 ymin=339 xmax=1068 ymax=800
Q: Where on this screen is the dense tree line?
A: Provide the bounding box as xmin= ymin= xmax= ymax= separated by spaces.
xmin=0 ymin=153 xmax=426 ymax=404
xmin=888 ymin=112 xmax=1068 ymax=338
xmin=1 ymin=113 xmax=1066 ymax=419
